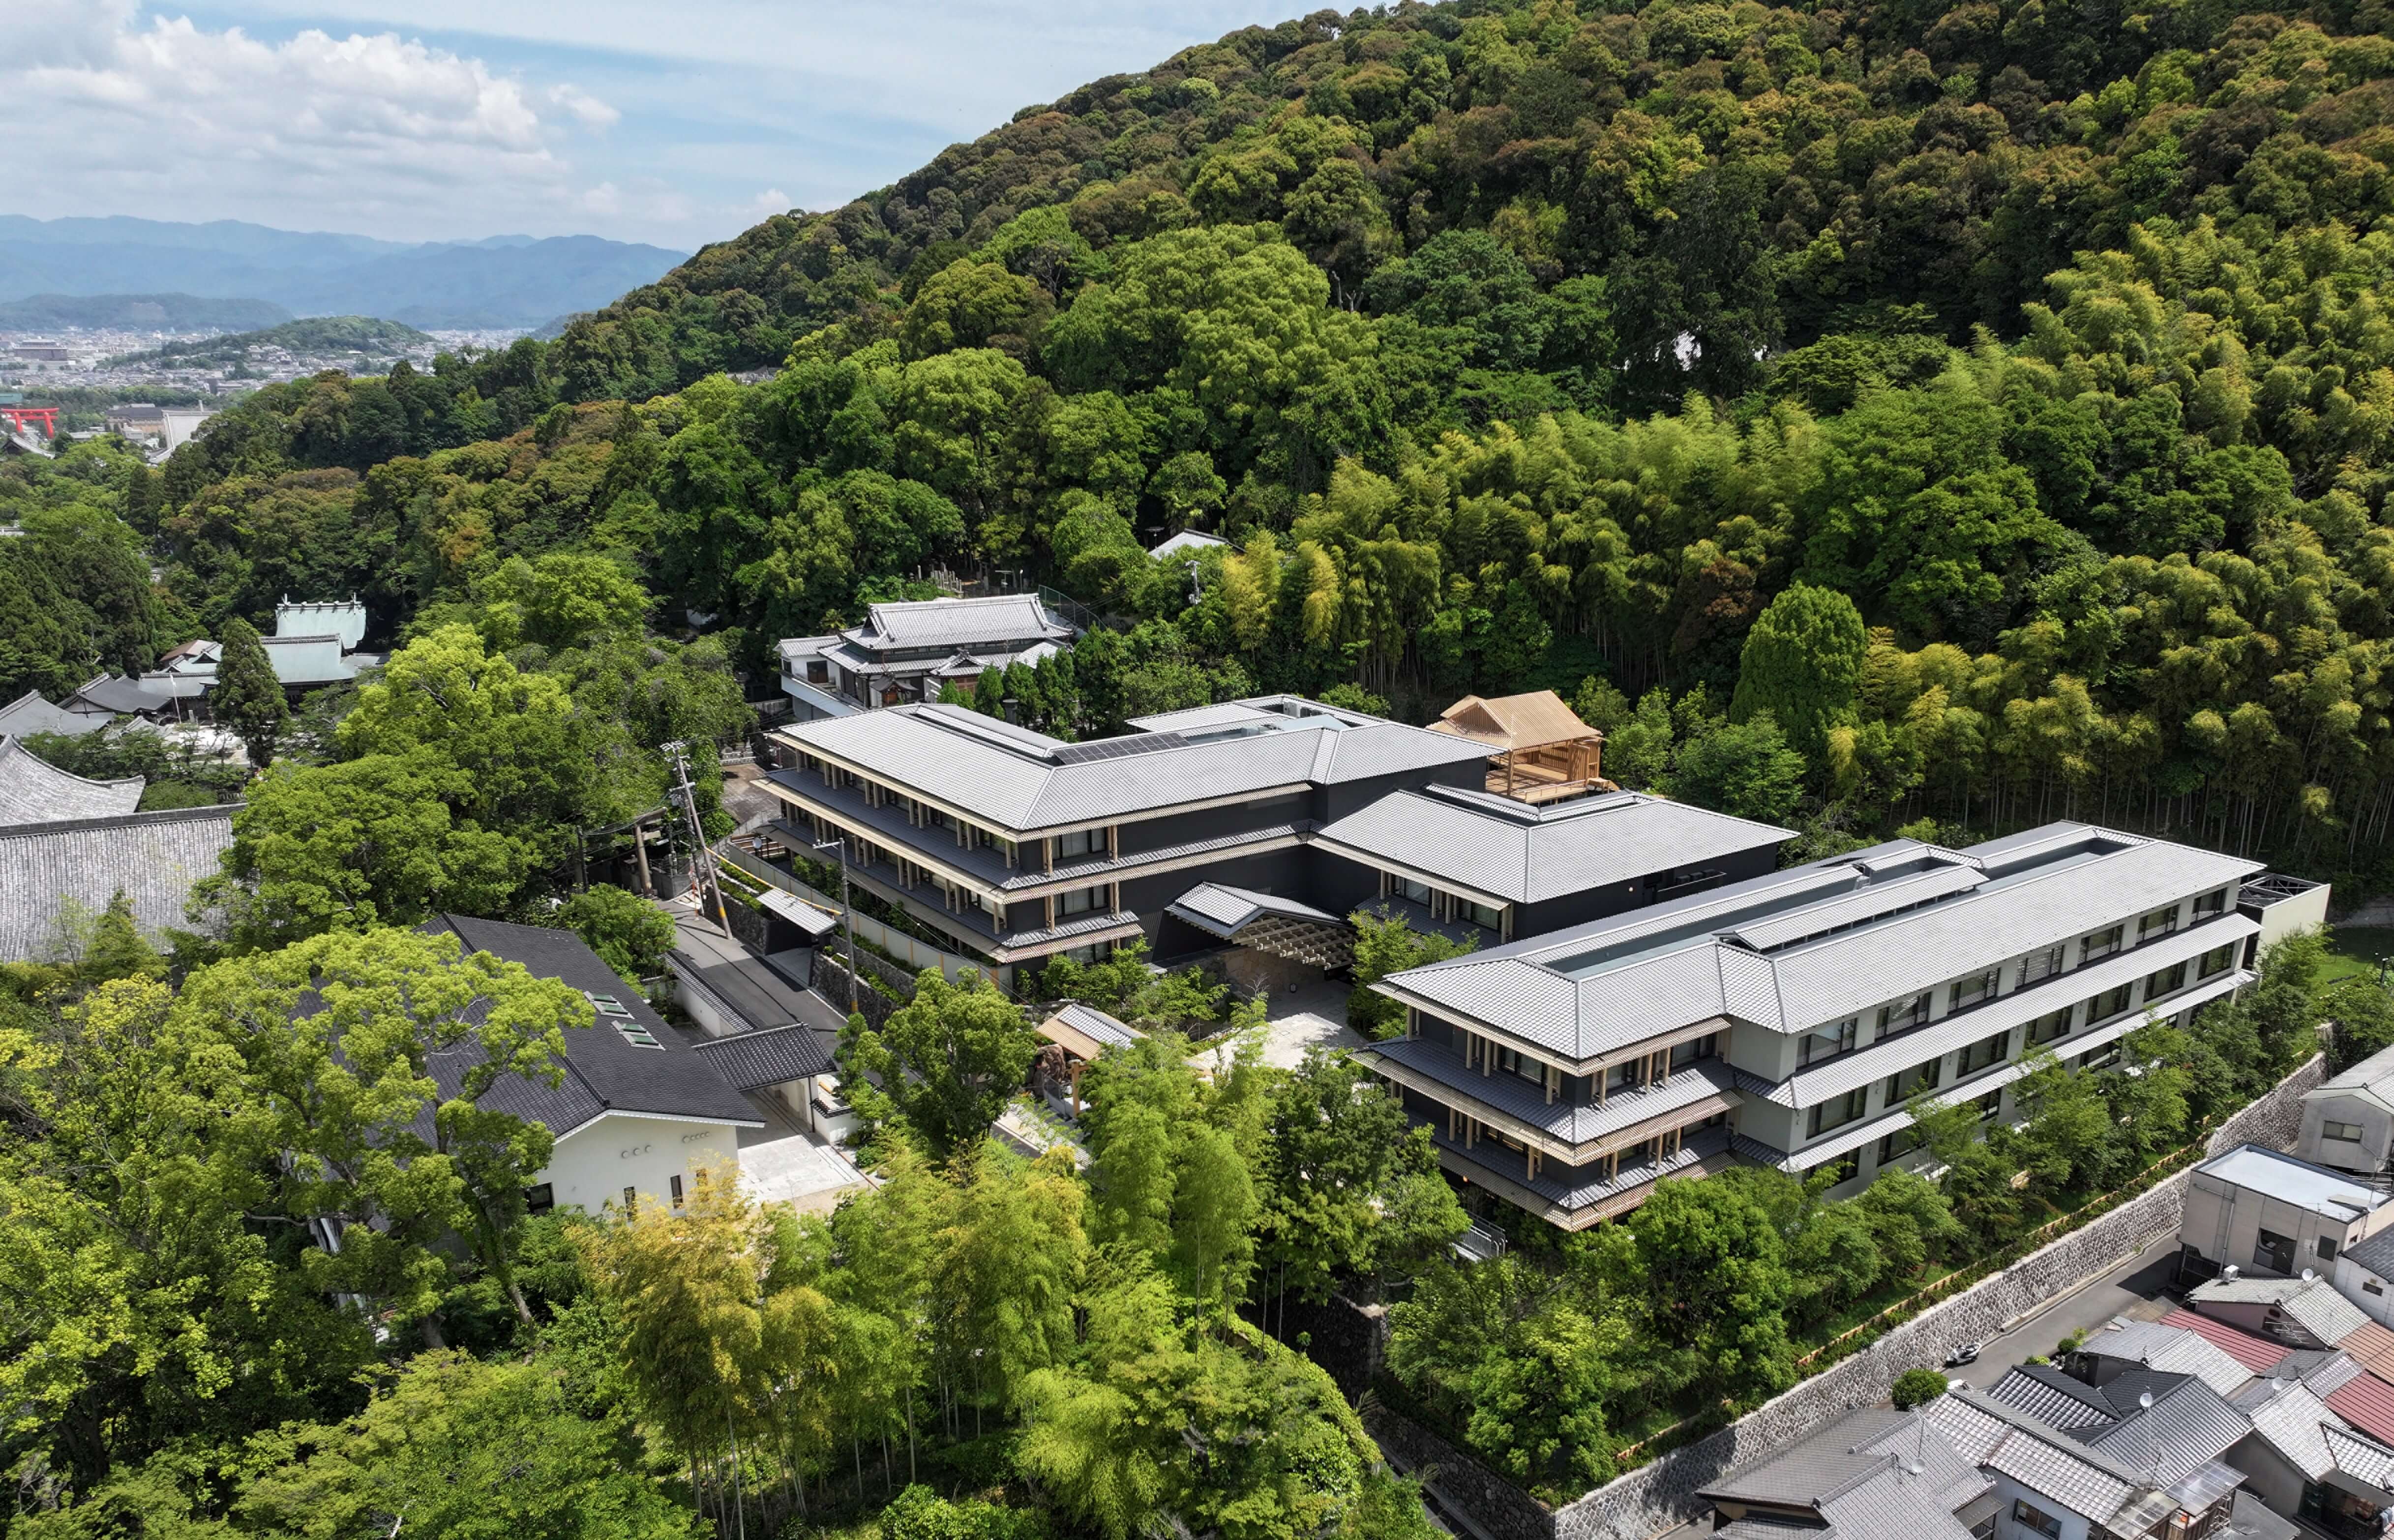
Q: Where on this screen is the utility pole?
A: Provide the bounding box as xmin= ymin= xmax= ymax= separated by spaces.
xmin=812 ymin=834 xmax=860 ymax=1015
xmin=664 ymin=741 xmax=733 ymax=934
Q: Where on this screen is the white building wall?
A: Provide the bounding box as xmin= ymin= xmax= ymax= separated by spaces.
xmin=538 ymin=1112 xmax=746 ymax=1215
xmin=1984 ymin=1469 xmax=2095 ymax=1540
xmin=2296 ymin=1090 xmax=2394 ymax=1176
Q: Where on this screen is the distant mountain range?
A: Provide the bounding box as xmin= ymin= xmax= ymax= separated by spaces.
xmin=0 ymin=217 xmax=686 ymax=330
xmin=0 ymin=293 xmax=295 ymax=331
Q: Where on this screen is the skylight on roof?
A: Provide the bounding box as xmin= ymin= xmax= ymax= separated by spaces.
xmin=587 ymin=991 xmax=662 ymax=1049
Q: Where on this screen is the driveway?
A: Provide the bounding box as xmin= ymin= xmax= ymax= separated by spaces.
xmin=1948 ymin=1231 xmax=2184 ymax=1388
xmin=1193 ymin=975 xmax=1370 ymax=1072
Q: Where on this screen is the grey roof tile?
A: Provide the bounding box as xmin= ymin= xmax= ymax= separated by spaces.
xmin=1380 ymin=824 xmax=2258 ymax=1063
xmin=1166 ymin=882 xmax=1341 ymax=938
xmin=0 ymin=736 xmax=144 ymax=827
xmin=0 ymin=804 xmax=234 ymax=962
xmin=689 ymin=1024 xmax=836 ymax=1091
xmin=856 ymin=594 xmax=1072 ymax=650
xmin=423 ymin=915 xmax=762 ymax=1132
xmin=2079 ymin=1321 xmax=2257 ymax=1396
xmin=1313 ymin=785 xmax=1791 ymax=903
xmin=0 ymin=691 xmax=101 ymax=738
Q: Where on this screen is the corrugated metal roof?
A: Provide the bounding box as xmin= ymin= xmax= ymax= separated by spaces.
xmin=0 ymin=736 xmax=143 ymax=827
xmin=1165 ymin=882 xmax=1341 ymax=938
xmin=1313 ymin=786 xmax=1790 ymax=904
xmin=2341 ymin=1322 xmax=2394 ymax=1382
xmin=2163 ymin=1309 xmax=2288 ymax=1373
xmin=778 ymin=699 xmax=1485 ymax=833
xmin=1380 ymin=824 xmax=2257 ymax=1060
xmin=2326 ymin=1373 xmax=2394 ymax=1445
xmin=2191 ymin=1275 xmax=2371 ymax=1345
xmin=2080 ymin=1320 xmax=2257 ymax=1396
xmin=0 ymin=804 xmax=234 ymax=962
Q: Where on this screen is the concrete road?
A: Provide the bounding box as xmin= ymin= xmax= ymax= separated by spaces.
xmin=1947 ymin=1231 xmax=2184 ymax=1389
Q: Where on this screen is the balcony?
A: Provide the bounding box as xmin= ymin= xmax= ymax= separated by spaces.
xmin=1368 ymin=1035 xmax=1738 ymax=1162
xmin=1421 ymin=1118 xmax=1735 ymax=1229
xmin=758 ymin=819 xmax=1139 ymax=965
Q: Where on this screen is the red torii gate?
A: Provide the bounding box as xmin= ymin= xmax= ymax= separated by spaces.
xmin=0 ymin=406 xmax=59 ymax=436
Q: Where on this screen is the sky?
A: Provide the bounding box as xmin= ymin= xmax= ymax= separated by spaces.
xmin=0 ymin=0 xmax=1287 ymax=253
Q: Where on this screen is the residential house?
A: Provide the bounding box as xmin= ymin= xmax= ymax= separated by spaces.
xmin=417 ymin=915 xmax=763 ymax=1215
xmin=1369 ymin=823 xmax=2274 ymax=1227
xmin=1927 ymin=1385 xmax=2274 ymax=1540
xmin=2188 ymin=1275 xmax=2379 ymax=1353
xmin=2179 ymin=1146 xmax=2394 ymax=1284
xmin=775 ymin=594 xmax=1079 ymax=721
xmin=1696 ymin=1405 xmax=1997 ymax=1540
xmin=2298 ymin=1045 xmax=2394 ymax=1180
xmin=757 ymin=694 xmax=1790 ymax=983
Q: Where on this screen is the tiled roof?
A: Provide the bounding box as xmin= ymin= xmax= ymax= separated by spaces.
xmin=854 ymin=594 xmax=1074 ymax=650
xmin=2305 ymin=1042 xmax=2394 ymax=1118
xmin=0 ymin=804 xmax=234 ymax=962
xmin=688 ymin=1024 xmax=835 ymax=1092
xmin=0 ymin=690 xmax=99 ymax=738
xmin=2233 ymin=1380 xmax=2344 ymax=1480
xmin=1045 ymin=1002 xmax=1140 ymax=1051
xmin=0 ymin=736 xmax=143 ymax=827
xmin=1924 ymin=1390 xmax=2141 ymax=1523
xmin=1379 ymin=823 xmax=2257 ymax=1059
xmin=2325 ymin=1425 xmax=2394 ymax=1488
xmin=778 ymin=698 xmax=1487 ymax=833
xmin=2190 ymin=1275 xmax=2371 ymax=1345
xmin=1165 ymin=881 xmax=1342 ymax=938
xmin=422 ymin=915 xmax=761 ymax=1133
xmin=2342 ymin=1228 xmax=2394 ymax=1282
xmin=2163 ymin=1309 xmax=2289 ymax=1373
xmin=1701 ymin=1407 xmax=1989 ymax=1540
xmin=1312 ymin=785 xmax=1790 ymax=905
xmin=2079 ymin=1319 xmax=2259 ymax=1397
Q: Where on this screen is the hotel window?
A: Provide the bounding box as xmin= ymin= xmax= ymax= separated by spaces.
xmin=1877 ymin=1125 xmax=1924 ymax=1166
xmin=2326 ymin=1120 xmax=2365 ymax=1143
xmin=1492 ymin=1045 xmax=1542 ymax=1086
xmin=1800 ymin=1018 xmax=1860 ymax=1065
xmin=2075 ymin=1040 xmax=2122 ymax=1071
xmin=2198 ymin=944 xmax=2235 ymax=979
xmin=2087 ymin=983 xmax=2133 ymax=1022
xmin=1877 ymin=993 xmax=1930 ymax=1036
xmin=1949 ymin=968 xmax=2000 ymax=1012
xmin=1886 ymin=1058 xmax=1942 ymax=1102
xmin=1959 ymin=1030 xmax=2010 ymax=1075
xmin=1458 ymin=897 xmax=1504 ymax=932
xmin=1055 ymin=827 xmax=1104 ymax=860
xmin=1605 ymin=1059 xmax=1648 ymax=1096
xmin=1669 ymin=1033 xmax=1720 ymax=1071
xmin=1807 ymin=1087 xmax=1870 ymax=1137
xmin=2017 ymin=944 xmax=2065 ymax=988
xmin=2082 ymin=924 xmax=2125 ymax=962
xmin=1056 ymin=885 xmax=1108 ymax=917
xmin=2137 ymin=904 xmax=2179 ymax=941
xmin=2195 ymin=888 xmax=2228 ymax=915
xmin=1396 ymin=876 xmax=1433 ymax=906
xmin=2143 ymin=961 xmax=2187 ymax=1000
xmin=2028 ymin=1008 xmax=2073 ymax=1046
xmin=1975 ymin=1089 xmax=2003 ymax=1119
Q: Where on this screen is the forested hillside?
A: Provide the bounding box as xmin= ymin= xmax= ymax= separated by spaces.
xmin=4 ymin=0 xmax=2369 ymax=890
xmin=6 ymin=1 xmax=2394 ymax=1531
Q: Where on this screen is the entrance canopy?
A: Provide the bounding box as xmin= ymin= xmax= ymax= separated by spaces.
xmin=1166 ymin=882 xmax=1353 ymax=969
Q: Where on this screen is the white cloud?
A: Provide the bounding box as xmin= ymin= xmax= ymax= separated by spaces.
xmin=749 ymin=188 xmax=792 ymax=214
xmin=0 ymin=1 xmax=619 ymax=239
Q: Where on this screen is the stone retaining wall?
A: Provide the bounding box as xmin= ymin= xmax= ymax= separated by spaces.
xmin=1377 ymin=1057 xmax=2327 ymax=1540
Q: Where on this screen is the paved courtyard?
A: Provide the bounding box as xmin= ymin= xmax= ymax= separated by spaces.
xmin=1197 ymin=974 xmax=1371 ymax=1071
xmin=739 ymin=1127 xmax=872 ymax=1215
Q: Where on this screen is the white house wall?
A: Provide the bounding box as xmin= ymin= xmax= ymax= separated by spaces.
xmin=539 ymin=1113 xmax=745 ymax=1214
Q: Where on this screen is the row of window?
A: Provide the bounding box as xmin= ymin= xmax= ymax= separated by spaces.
xmin=1802 ymin=945 xmax=2235 ymax=1138
xmin=1389 ymin=875 xmax=1504 ymax=933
